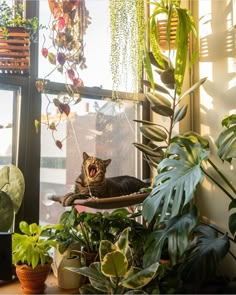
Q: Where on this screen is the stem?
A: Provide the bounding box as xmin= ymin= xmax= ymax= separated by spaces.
xmin=208 ymin=158 xmax=236 ymax=195
xmin=168 ymin=88 xmax=177 ymax=144
xmin=201 ymin=166 xmax=234 ymax=201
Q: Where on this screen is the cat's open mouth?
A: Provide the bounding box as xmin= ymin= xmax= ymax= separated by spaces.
xmin=88 ymin=164 xmax=97 ymax=178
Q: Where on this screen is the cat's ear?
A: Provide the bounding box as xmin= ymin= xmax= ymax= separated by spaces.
xmin=104 ymin=159 xmax=112 ymax=167
xmin=83 ymin=152 xmax=89 ymax=161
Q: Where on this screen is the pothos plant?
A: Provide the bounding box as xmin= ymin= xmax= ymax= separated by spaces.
xmin=35 ymin=0 xmax=91 ymax=149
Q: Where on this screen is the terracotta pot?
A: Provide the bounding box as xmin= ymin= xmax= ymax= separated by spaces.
xmin=15 ymin=262 xmax=52 ymax=294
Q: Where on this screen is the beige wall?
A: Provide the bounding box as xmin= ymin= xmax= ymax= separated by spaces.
xmin=193 ymin=0 xmax=236 ymax=277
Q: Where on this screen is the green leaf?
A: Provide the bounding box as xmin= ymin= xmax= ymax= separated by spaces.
xmin=151 ymin=104 xmax=173 ymax=117
xmin=121 ymin=262 xmax=159 ymax=289
xmin=173 ymin=104 xmax=188 ymax=124
xmin=0 ymin=191 xmax=14 ymax=231
xmin=101 ymin=251 xmax=128 ymax=277
xmin=140 ymin=125 xmax=167 ymax=142
xmin=146 ymin=92 xmax=171 ymax=107
xmin=179 ymin=226 xmax=230 ymax=284
xmin=99 ymin=240 xmax=116 ymax=262
xmin=115 ymin=227 xmax=130 ymax=253
xmin=143 ymin=141 xmax=208 ymax=222
xmin=133 ymin=143 xmax=164 ymax=158
xmin=143 ymin=207 xmax=198 ymax=267
xmin=228 ymin=212 xmax=236 ymax=237
xmin=0 ymin=165 xmax=25 ymax=213
xmin=179 ymin=77 xmax=207 ymax=101
xmin=216 ymin=123 xmax=236 ymax=163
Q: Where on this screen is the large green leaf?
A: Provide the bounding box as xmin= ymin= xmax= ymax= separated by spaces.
xmin=178 ymin=225 xmax=230 ymax=284
xmin=215 ymin=122 xmax=236 ymax=163
xmin=101 ymin=251 xmax=128 ymax=277
xmin=140 ymin=125 xmax=168 ymax=142
xmin=66 ymin=262 xmax=111 ymax=293
xmin=133 ymin=143 xmax=164 ymax=158
xmin=143 ymin=207 xmax=198 ymax=267
xmin=0 ymin=165 xmax=25 ymax=213
xmin=142 ymin=141 xmax=208 ymax=222
xmin=146 ymin=92 xmax=172 ymax=107
xmin=0 ymin=191 xmax=14 ymax=231
xmin=121 ymin=263 xmax=159 ymax=289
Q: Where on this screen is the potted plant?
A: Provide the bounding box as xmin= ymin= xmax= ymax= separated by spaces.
xmin=132 ymin=1 xmax=236 ymax=291
xmin=66 ymin=227 xmax=159 ymax=294
xmin=147 ymin=0 xmax=198 ymax=95
xmin=12 ymin=221 xmax=57 ymax=294
xmin=0 ymin=0 xmax=39 ymax=74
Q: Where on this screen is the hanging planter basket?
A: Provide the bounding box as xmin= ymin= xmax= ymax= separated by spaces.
xmin=156 ymin=17 xmax=178 ymax=51
xmin=0 ymin=27 xmax=30 ymax=75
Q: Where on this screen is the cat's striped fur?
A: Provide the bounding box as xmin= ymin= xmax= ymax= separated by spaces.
xmin=74 ymin=152 xmax=149 ymax=198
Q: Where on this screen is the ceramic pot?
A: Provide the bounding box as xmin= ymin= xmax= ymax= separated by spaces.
xmin=15 ymin=262 xmax=52 ymax=294
xmin=57 ymin=250 xmax=86 ymax=289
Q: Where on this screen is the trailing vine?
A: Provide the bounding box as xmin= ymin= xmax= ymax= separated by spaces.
xmin=109 ymin=0 xmax=146 ymax=99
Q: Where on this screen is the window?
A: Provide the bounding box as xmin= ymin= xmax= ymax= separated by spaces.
xmin=0 ymin=1 xmax=148 ymax=227
xmin=0 ymin=85 xmax=21 ymax=167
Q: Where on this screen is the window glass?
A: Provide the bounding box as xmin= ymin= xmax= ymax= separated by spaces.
xmin=38 ymin=0 xmax=143 ymax=225
xmin=38 ymin=0 xmax=112 ymax=89
xmin=0 ymin=87 xmax=20 ymax=167
xmin=40 ymin=94 xmax=141 ymax=224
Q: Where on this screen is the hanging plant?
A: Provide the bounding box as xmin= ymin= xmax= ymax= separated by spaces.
xmin=35 ymin=0 xmax=91 ymax=149
xmin=109 ymin=0 xmax=146 ymax=99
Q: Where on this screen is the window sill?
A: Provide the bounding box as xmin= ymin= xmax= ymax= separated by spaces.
xmin=0 ymin=273 xmax=80 ymax=294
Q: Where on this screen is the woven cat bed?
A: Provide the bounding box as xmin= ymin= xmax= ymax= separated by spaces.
xmin=50 ymin=192 xmax=149 ymax=209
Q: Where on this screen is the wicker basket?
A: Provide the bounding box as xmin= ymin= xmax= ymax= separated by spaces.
xmin=0 ymin=27 xmax=30 ymax=75
xmin=157 ymin=18 xmax=178 ymax=51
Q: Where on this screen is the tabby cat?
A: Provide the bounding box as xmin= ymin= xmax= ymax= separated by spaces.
xmin=73 ymin=152 xmax=149 ymax=199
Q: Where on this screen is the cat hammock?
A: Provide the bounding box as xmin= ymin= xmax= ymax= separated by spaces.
xmin=50 ymin=191 xmax=149 ymax=209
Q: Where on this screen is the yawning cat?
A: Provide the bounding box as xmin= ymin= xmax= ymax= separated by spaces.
xmin=73 ymin=152 xmax=149 ymax=199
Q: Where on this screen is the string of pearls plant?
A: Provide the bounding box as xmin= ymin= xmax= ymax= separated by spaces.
xmin=109 ymin=0 xmax=146 ymax=100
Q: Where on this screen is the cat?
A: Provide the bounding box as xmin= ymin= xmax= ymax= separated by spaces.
xmin=64 ymin=152 xmax=149 ymax=203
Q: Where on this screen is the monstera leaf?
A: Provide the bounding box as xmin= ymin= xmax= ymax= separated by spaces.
xmin=0 ymin=165 xmax=25 ymax=213
xmin=178 ymin=225 xmax=230 ymax=284
xmin=0 ymin=191 xmax=14 ymax=231
xmin=143 ymin=207 xmax=198 ymax=268
xmin=216 ymin=114 xmax=236 ymax=163
xmin=143 ymin=140 xmax=208 ymax=222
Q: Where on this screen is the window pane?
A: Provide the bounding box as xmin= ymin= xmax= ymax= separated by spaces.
xmin=39 ymin=95 xmax=141 ymax=224
xmin=0 ymin=87 xmax=20 ymax=167
xmin=38 ymin=0 xmax=112 ymax=89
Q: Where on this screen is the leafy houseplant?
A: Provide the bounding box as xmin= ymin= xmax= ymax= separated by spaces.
xmin=12 ymin=221 xmax=57 ymax=294
xmin=0 ymin=0 xmax=39 ymax=40
xmin=133 ymin=1 xmax=236 ymax=292
xmin=148 ymin=0 xmax=198 ymax=95
xmin=51 ymin=207 xmax=147 ymax=264
xmin=66 ymin=227 xmax=159 ymax=294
